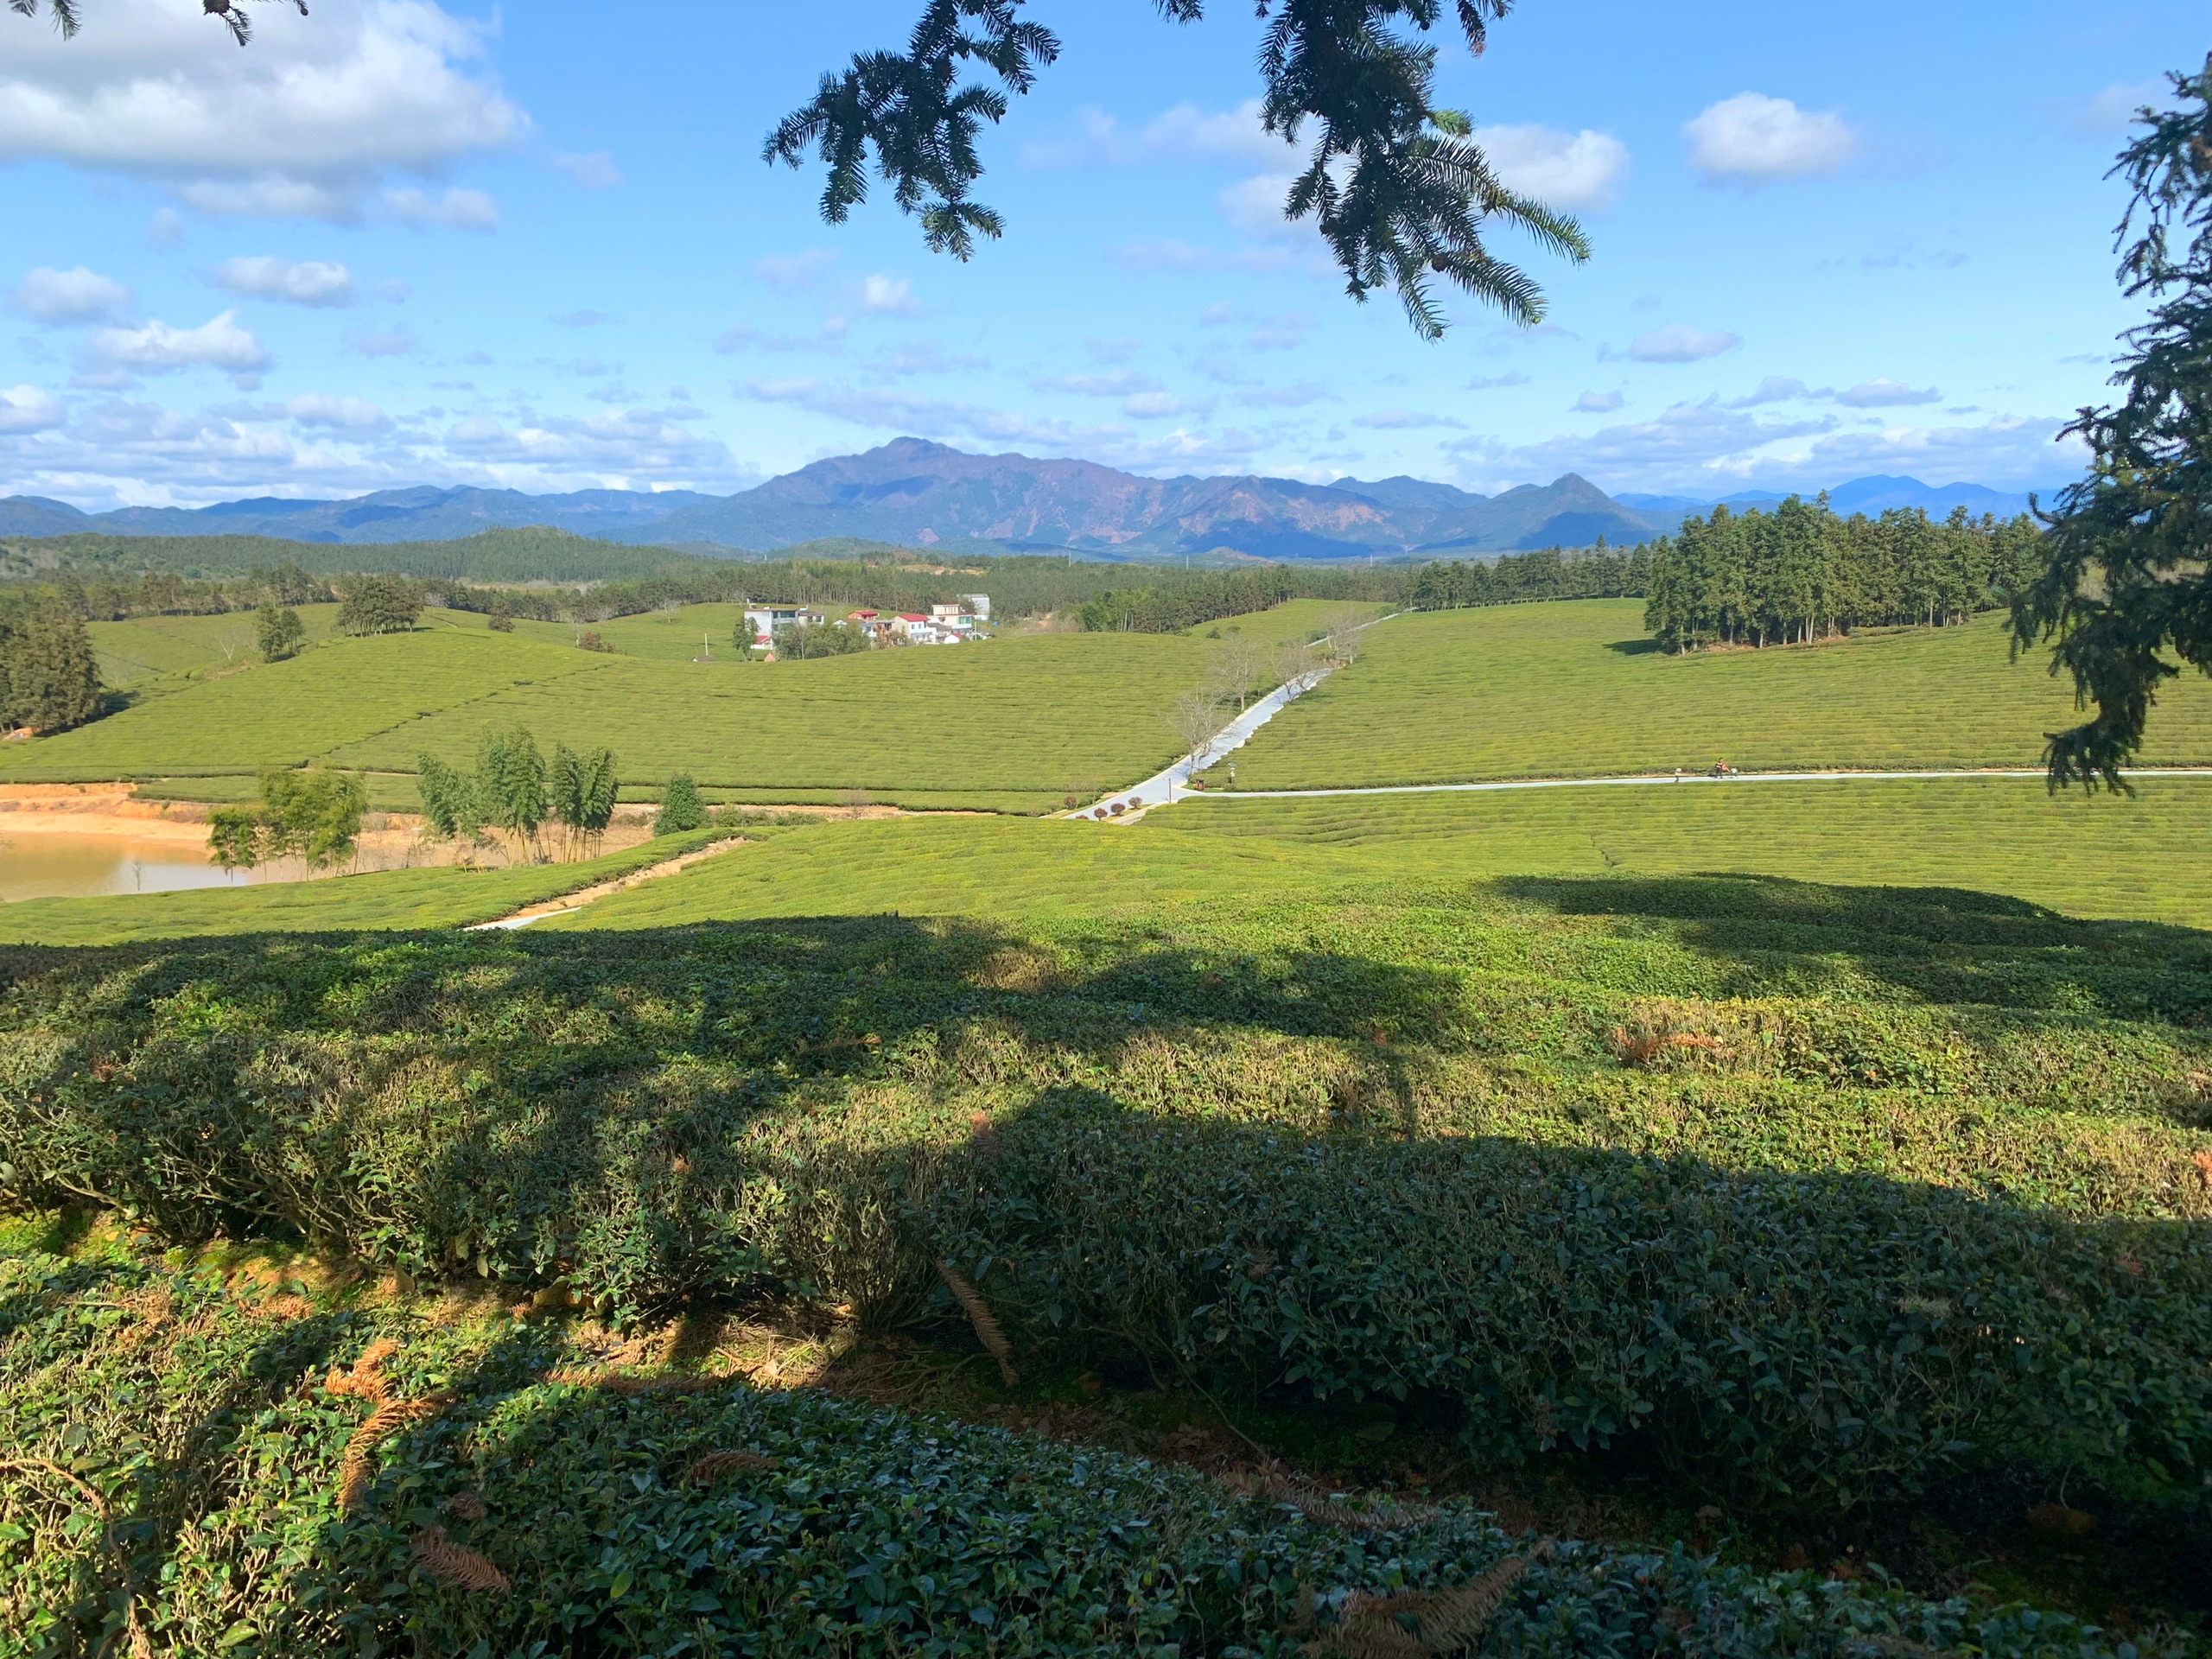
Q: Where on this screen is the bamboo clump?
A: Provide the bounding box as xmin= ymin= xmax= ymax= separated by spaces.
xmin=936 ymin=1258 xmax=1019 ymax=1386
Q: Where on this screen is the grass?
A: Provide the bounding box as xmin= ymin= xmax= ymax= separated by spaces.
xmin=549 ymin=775 xmax=2212 ymax=931
xmin=1229 ymin=601 xmax=2212 ymax=788
xmin=0 ymin=826 xmax=736 ymax=946
xmin=1185 ymin=596 xmax=1386 ymax=643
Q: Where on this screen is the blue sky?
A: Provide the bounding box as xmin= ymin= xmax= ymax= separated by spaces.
xmin=0 ymin=0 xmax=2200 ymax=509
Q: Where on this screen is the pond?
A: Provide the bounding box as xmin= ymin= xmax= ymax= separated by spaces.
xmin=0 ymin=831 xmax=280 ymax=903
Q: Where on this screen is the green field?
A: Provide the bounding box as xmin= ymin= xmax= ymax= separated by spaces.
xmin=543 ymin=775 xmax=2212 ymax=931
xmin=0 ymin=621 xmax=1224 ymax=810
xmin=1230 ymin=600 xmax=2212 ymax=788
xmin=0 ymin=827 xmax=738 ymax=946
xmin=86 ymin=603 xmax=344 ymax=688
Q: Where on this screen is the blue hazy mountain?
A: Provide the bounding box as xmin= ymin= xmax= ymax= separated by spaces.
xmin=2 ymin=442 xmax=2050 ymax=562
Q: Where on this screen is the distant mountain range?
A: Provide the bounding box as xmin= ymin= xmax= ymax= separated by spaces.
xmin=0 ymin=438 xmax=2046 ymax=563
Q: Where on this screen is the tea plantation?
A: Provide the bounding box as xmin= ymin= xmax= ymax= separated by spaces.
xmin=1226 ymin=601 xmax=2212 ymax=789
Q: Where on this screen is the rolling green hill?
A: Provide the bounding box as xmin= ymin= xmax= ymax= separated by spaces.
xmin=1229 ymin=599 xmax=2212 ymax=788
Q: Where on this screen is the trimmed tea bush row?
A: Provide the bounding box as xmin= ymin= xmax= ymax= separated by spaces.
xmin=3 ymin=906 xmax=2209 ymax=1513
xmin=0 ymin=1243 xmax=2151 ymax=1659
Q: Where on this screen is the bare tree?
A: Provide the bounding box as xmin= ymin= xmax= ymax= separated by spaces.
xmin=1168 ymin=691 xmax=1230 ymax=781
xmin=1206 ymin=632 xmax=1270 ymax=713
xmin=1275 ymin=639 xmax=1320 ymax=698
xmin=1319 ymin=605 xmax=1370 ymax=665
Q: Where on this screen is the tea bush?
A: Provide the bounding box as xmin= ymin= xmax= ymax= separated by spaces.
xmin=3 ymin=879 xmax=2209 ymax=1514
xmin=0 ymin=1241 xmax=2150 ymax=1659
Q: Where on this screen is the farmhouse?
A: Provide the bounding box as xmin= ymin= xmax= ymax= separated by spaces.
xmin=741 ymin=603 xmax=823 ymax=648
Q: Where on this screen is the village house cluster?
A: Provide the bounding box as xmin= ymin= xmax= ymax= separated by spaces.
xmin=741 ymin=594 xmax=990 ymax=653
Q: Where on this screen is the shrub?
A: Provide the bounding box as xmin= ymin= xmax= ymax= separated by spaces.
xmin=0 ymin=1243 xmax=2147 ymax=1659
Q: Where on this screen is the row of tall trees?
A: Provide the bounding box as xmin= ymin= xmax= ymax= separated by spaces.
xmin=208 ymin=768 xmax=369 ymax=875
xmin=1406 ymin=542 xmax=1653 ymax=612
xmin=417 ymin=728 xmax=620 ymax=863
xmin=1642 ymin=499 xmax=2044 ymax=652
xmin=0 ymin=601 xmax=100 ymax=734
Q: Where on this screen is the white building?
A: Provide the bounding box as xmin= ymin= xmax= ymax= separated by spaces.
xmin=742 ymin=603 xmax=823 ymax=648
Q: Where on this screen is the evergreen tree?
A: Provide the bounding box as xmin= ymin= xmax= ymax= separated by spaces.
xmin=334 ymin=574 xmax=422 ymax=636
xmin=657 ymin=774 xmax=705 ymax=834
xmin=0 ymin=607 xmax=101 ymax=734
xmin=2013 ymin=56 xmax=2212 ymax=790
xmin=487 ymin=593 xmax=517 ymax=633
xmin=255 ymin=600 xmax=304 ymax=662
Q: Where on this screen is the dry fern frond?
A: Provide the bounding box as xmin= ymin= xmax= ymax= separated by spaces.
xmin=337 ymin=1392 xmax=452 ymax=1513
xmin=325 ymin=1338 xmax=401 ymax=1400
xmin=1314 ymin=1547 xmax=1545 ymax=1657
xmin=442 ymin=1491 xmax=487 ymax=1522
xmin=686 ymin=1449 xmax=781 ymax=1484
xmin=936 ymin=1258 xmax=1018 ymax=1386
xmin=2193 ymin=1147 xmax=2212 ymax=1188
xmin=257 ymin=1293 xmax=315 ymax=1322
xmin=1229 ymin=1468 xmax=1439 ymax=1531
xmin=410 ymin=1525 xmax=511 ymax=1592
xmin=543 ymin=1366 xmax=723 ymax=1396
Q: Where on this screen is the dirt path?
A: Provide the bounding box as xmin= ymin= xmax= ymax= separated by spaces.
xmin=463 ymin=836 xmax=748 ymax=931
xmin=1172 ymin=766 xmax=2212 ymax=802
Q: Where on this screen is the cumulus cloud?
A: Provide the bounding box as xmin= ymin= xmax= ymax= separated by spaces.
xmin=9 ymin=266 xmax=134 ymax=326
xmin=86 ymin=310 xmax=272 ymax=386
xmin=1474 ymin=125 xmax=1630 ymax=210
xmin=1836 ymin=377 xmax=1941 ymax=407
xmin=1575 ymin=391 xmax=1625 ymax=412
xmin=1122 ymin=391 xmax=1215 ymax=420
xmin=1685 ymin=93 xmax=1860 ymax=188
xmin=210 ymin=256 xmax=356 ymax=307
xmin=0 ymin=385 xmax=66 ymax=434
xmin=0 ymin=0 xmax=525 ymax=222
xmin=1621 ymin=324 xmax=1740 ymax=363
xmin=551 ymin=149 xmax=622 ymax=189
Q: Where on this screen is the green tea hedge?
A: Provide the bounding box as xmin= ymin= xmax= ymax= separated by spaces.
xmin=0 ymin=1245 xmax=2152 ymax=1659
xmin=3 ymin=904 xmax=2209 ymax=1517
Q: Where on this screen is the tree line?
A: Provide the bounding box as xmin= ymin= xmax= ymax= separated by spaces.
xmin=0 ymin=596 xmax=100 ymax=735
xmin=1077 ymin=567 xmax=1403 ymax=633
xmin=1641 ymin=499 xmax=2044 ymax=652
xmin=1405 ymin=541 xmax=1653 ymax=612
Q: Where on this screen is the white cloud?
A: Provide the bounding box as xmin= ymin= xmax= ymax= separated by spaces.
xmin=1113 ymin=239 xmax=1298 ymax=276
xmin=0 ymin=0 xmax=525 ymax=221
xmin=86 ymin=310 xmax=271 ymax=386
xmin=1623 ymin=324 xmax=1740 ymax=363
xmin=551 ymin=149 xmax=622 ymax=189
xmin=0 ymin=385 xmax=65 ymax=434
xmin=1467 ymin=372 xmax=1530 ymax=390
xmin=1122 ymin=391 xmax=1213 ymax=420
xmin=210 ymin=256 xmax=356 ymax=307
xmin=282 ymin=393 xmax=390 ymax=430
xmin=343 ymin=325 xmax=418 ymax=357
xmin=1728 ymin=375 xmax=1821 ymax=407
xmin=1836 ymin=377 xmax=1942 ymax=407
xmin=1236 ymin=383 xmax=1331 ymax=408
xmin=754 ymin=250 xmax=838 ymax=293
xmin=1021 ymin=99 xmax=1294 ymax=170
xmin=1575 ymin=391 xmax=1625 ymax=412
xmin=1685 ymin=93 xmax=1860 ymax=188
xmin=1474 ymin=125 xmax=1630 ymax=211
xmin=1353 ymin=409 xmax=1466 ymax=429
xmin=855 ymin=275 xmax=923 ymax=317
xmin=381 ymin=186 xmax=499 ymax=231
xmin=9 ymin=266 xmax=134 ymax=325
xmin=550 ymin=308 xmax=616 ymax=328
xmin=2075 ymin=78 xmax=2166 ymax=133
xmin=1031 ymin=371 xmax=1163 ymax=398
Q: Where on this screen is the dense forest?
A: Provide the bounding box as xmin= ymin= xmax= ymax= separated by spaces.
xmin=1642 ymin=499 xmax=2044 ymax=652
xmin=0 ymin=593 xmax=100 ymax=734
